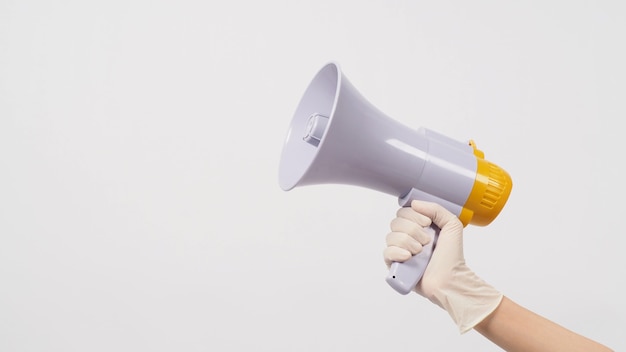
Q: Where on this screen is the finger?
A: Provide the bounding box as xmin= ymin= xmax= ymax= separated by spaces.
xmin=396 ymin=206 xmax=432 ymax=227
xmin=386 ymin=231 xmax=424 ymax=255
xmin=410 ymin=200 xmax=463 ymax=231
xmin=390 ymin=217 xmax=432 ymax=245
xmin=383 ymin=246 xmax=412 ymax=267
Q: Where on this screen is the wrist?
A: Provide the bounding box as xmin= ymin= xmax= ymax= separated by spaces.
xmin=422 ymin=265 xmax=503 ymax=334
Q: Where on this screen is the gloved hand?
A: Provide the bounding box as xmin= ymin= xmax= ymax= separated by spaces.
xmin=383 ymin=200 xmax=503 ymax=334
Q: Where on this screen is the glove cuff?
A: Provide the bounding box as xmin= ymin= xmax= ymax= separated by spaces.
xmin=429 ymin=266 xmax=503 ymax=334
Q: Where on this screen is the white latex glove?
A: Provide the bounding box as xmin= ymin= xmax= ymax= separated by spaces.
xmin=384 ymin=200 xmax=503 ymax=334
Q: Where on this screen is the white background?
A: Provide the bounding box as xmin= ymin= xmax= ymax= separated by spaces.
xmin=1 ymin=1 xmax=624 ymax=351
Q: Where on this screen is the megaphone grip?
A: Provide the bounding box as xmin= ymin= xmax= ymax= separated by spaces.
xmin=385 ymin=224 xmax=440 ymax=295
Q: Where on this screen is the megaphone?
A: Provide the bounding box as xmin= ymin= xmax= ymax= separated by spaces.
xmin=278 ymin=62 xmax=512 ymax=295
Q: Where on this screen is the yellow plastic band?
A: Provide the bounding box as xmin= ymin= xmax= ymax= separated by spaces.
xmin=462 ymin=157 xmax=513 ymax=227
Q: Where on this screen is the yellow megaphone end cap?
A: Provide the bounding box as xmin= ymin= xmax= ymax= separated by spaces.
xmin=461 ymin=159 xmax=513 ymax=227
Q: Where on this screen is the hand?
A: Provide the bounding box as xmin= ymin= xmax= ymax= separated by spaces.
xmin=383 ymin=200 xmax=503 ymax=333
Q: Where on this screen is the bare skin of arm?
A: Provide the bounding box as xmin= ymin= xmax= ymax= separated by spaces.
xmin=475 ymin=296 xmax=613 ymax=352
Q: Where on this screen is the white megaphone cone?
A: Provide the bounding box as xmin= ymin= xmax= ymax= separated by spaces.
xmin=278 ymin=62 xmax=512 ymax=295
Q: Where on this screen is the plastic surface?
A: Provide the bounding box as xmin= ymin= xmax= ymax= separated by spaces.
xmin=278 ymin=63 xmax=478 ymax=205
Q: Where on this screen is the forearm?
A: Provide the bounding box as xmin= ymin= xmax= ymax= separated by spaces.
xmin=474 ymin=296 xmax=612 ymax=352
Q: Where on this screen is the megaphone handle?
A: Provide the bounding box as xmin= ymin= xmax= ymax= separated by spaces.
xmin=385 ymin=224 xmax=440 ymax=295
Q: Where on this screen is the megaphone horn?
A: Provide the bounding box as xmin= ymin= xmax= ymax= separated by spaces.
xmin=278 ymin=62 xmax=512 ymax=295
